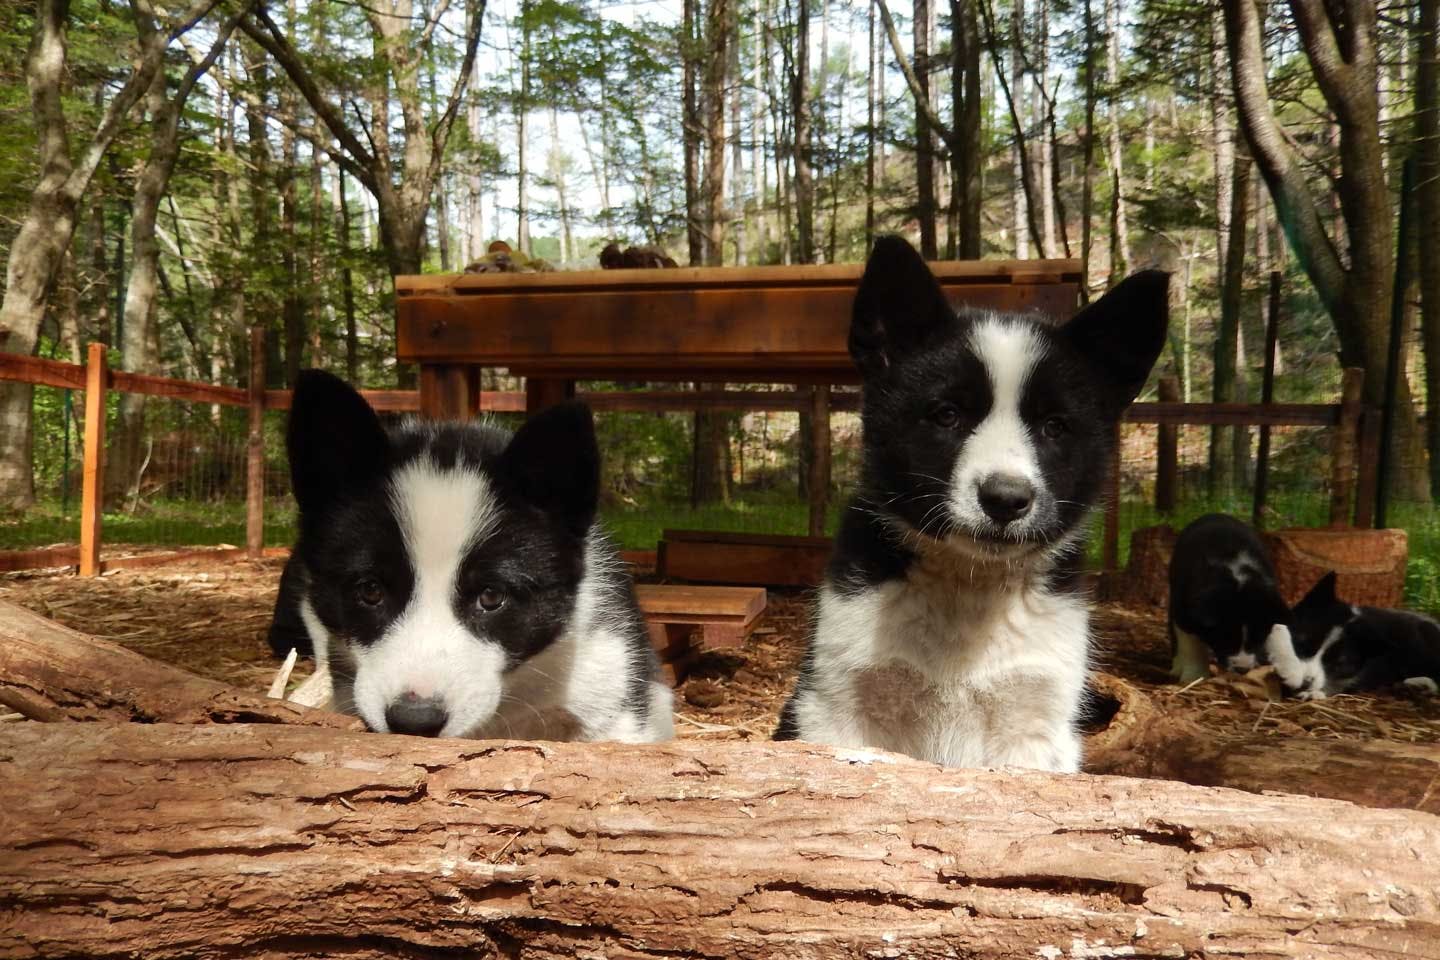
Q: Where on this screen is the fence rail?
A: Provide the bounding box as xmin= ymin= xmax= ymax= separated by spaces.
xmin=0 ymin=334 xmax=1374 ymax=576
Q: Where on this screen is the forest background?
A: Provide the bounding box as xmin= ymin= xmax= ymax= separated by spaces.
xmin=1 ymin=0 xmax=1438 ymax=607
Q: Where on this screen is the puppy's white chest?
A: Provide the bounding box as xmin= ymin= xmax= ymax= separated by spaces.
xmin=800 ymin=564 xmax=1090 ymax=771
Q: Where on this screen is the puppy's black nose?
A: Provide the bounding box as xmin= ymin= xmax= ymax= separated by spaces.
xmin=977 ymin=474 xmax=1036 ymax=524
xmin=385 ymin=693 xmax=448 ymax=737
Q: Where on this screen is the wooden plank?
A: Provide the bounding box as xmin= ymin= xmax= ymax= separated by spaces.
xmin=0 ymin=546 xmax=80 ymax=572
xmin=109 ymin=369 xmax=247 ymax=406
xmin=658 ymin=539 xmax=831 ymax=588
xmin=79 ymin=343 xmax=107 ymax=578
xmin=661 ymin=529 xmax=833 ymax=548
xmin=245 ymin=327 xmax=265 ymax=560
xmin=0 ymin=352 xmax=87 ymax=390
xmin=634 ymin=584 xmax=767 ymax=623
xmin=395 ymin=282 xmax=1079 ymax=375
xmin=1353 ymin=406 xmax=1382 ymax=529
xmin=394 ymin=259 xmax=1083 ymax=296
xmin=1124 ymin=401 xmax=1339 ymax=427
xmin=264 ymin=389 xmax=425 ymax=412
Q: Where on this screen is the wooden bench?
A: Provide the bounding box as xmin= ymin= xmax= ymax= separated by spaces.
xmin=657 ymin=529 xmax=832 ymax=588
xmin=634 ymin=584 xmax=767 ymax=685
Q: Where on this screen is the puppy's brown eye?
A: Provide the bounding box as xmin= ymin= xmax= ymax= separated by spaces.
xmin=355 ymin=578 xmax=385 ymax=607
xmin=1041 ymin=416 xmax=1068 ymax=439
xmin=476 ymin=588 xmax=506 ymax=613
xmin=931 ymin=404 xmax=961 ymax=429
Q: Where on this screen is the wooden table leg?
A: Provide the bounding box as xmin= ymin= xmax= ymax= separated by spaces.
xmin=526 ymin=377 xmax=576 ymax=416
xmin=419 ymin=364 xmax=480 ymax=420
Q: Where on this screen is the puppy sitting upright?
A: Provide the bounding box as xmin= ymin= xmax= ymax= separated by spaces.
xmin=775 ymin=237 xmax=1168 ymax=772
xmin=268 ymin=370 xmax=673 ymax=742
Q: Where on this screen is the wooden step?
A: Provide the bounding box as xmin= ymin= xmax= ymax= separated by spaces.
xmin=634 ymin=584 xmax=768 ymax=686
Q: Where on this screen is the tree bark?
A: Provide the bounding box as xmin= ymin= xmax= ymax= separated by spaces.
xmin=1104 ymin=0 xmax=1129 ymax=281
xmin=913 ymin=0 xmax=937 ymax=257
xmin=791 ymin=0 xmax=815 ymax=263
xmin=2 ymin=722 xmax=1437 ymax=959
xmin=1419 ymin=0 xmax=1440 ymax=498
xmin=682 ymin=0 xmax=704 ymax=265
xmin=701 ymin=0 xmax=729 ymax=266
xmin=954 ymin=0 xmax=982 ymax=258
xmin=1211 ymin=145 xmax=1251 ymax=497
xmin=0 ymin=599 xmax=359 ymax=729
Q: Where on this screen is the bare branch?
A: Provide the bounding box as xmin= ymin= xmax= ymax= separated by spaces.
xmin=873 ymin=0 xmax=955 ymax=148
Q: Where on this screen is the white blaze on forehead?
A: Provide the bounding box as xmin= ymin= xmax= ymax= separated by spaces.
xmin=350 ymin=459 xmax=507 ymax=736
xmin=947 ymin=319 xmax=1046 ymax=527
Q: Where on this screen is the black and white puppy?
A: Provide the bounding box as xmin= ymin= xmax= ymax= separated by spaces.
xmin=1167 ymin=513 xmax=1288 ymax=683
xmin=267 ymin=370 xmax=673 ymax=742
xmin=775 ymin=236 xmax=1168 ymax=772
xmin=1265 ymin=572 xmax=1440 ymax=700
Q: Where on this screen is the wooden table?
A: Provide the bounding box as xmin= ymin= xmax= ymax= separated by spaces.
xmin=394 ymin=260 xmax=1082 ymax=535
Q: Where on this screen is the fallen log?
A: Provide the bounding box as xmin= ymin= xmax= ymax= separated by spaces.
xmin=2 ymin=723 xmax=1437 ymax=959
xmin=0 ymin=599 xmax=358 ymax=729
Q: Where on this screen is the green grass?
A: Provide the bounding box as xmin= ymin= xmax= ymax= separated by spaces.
xmin=5 ymin=491 xmax=1437 ymax=615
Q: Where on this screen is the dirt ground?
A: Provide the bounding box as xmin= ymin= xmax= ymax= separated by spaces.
xmin=3 ymin=555 xmax=1438 ymax=746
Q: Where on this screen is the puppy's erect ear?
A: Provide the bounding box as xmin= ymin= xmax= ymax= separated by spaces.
xmin=1061 ymin=270 xmax=1170 ymax=413
xmin=850 ymin=235 xmax=954 ymax=378
xmin=497 ymin=401 xmax=600 ymax=538
xmin=1298 ymin=571 xmax=1341 ymax=610
xmin=287 ymin=370 xmax=388 ymax=516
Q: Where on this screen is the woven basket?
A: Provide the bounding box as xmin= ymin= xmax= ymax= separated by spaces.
xmin=1262 ymin=528 xmax=1408 ymax=609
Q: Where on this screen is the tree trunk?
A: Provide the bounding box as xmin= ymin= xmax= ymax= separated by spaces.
xmin=682 ymin=0 xmax=704 ymax=265
xmin=1223 ymin=0 xmax=1430 ymax=501
xmin=1080 ymin=0 xmax=1097 ymax=297
xmin=1210 ymin=146 xmax=1251 ymax=498
xmin=339 ymin=165 xmax=359 ymax=382
xmin=702 ymin=0 xmax=729 ymax=266
xmin=954 ymin=0 xmax=982 ymax=258
xmin=691 ymin=382 xmax=731 ymax=506
xmin=1419 ymin=0 xmax=1440 ymax=498
xmin=913 ymin=0 xmax=937 ymax=257
xmin=1104 ymin=0 xmax=1128 ymax=281
xmin=1010 ymin=0 xmax=1028 ymax=258
xmin=792 ymin=0 xmax=815 ymax=264
xmin=4 ymin=722 xmax=1439 ymax=959
xmin=517 ymin=2 xmax=533 ymax=252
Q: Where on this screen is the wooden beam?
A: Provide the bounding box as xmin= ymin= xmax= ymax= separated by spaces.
xmin=417 ymin=364 xmax=479 ymax=419
xmin=1124 ymin=401 xmax=1339 ymax=427
xmin=245 ymin=327 xmax=266 ymax=560
xmin=108 ymin=369 xmax=247 ymax=406
xmin=0 ymin=351 xmax=87 ymax=390
xmin=79 ymin=343 xmax=107 ymax=577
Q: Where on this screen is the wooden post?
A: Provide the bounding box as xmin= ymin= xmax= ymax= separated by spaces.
xmin=79 ymin=343 xmax=107 ymax=577
xmin=807 ymin=385 xmax=831 ymax=537
xmin=1154 ymin=376 xmax=1179 ymax=516
xmin=1328 ymin=367 xmax=1365 ymax=528
xmin=524 ymin=376 xmax=576 ymax=416
xmin=1103 ymin=422 xmax=1122 ymax=572
xmin=1252 ymin=272 xmax=1282 ymax=528
xmin=418 ymin=364 xmax=481 ymax=419
xmin=1353 ymin=406 xmax=1383 ymax=529
xmin=245 ymin=327 xmax=266 ymax=560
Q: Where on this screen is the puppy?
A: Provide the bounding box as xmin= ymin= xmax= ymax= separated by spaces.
xmin=1167 ymin=513 xmax=1288 ymax=683
xmin=775 ymin=236 xmax=1168 ymax=772
xmin=1265 ymin=572 xmax=1440 ymax=699
xmin=267 ymin=370 xmax=673 ymax=742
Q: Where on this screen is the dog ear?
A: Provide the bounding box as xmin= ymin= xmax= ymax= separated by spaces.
xmin=287 ymin=370 xmax=389 ymax=516
xmin=497 ymin=402 xmax=600 ymax=538
xmin=1297 ymin=571 xmax=1340 ymax=609
xmin=850 ymin=235 xmax=954 ymax=378
xmin=1061 ymin=270 xmax=1170 ymax=413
